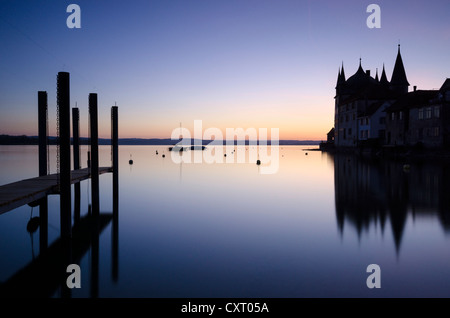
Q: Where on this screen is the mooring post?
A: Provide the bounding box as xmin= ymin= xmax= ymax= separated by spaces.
xmin=111 ymin=105 xmax=119 ymax=281
xmin=72 ymin=107 xmax=80 ymax=170
xmin=89 ymin=93 xmax=100 ymax=217
xmin=38 ymin=91 xmax=48 ymax=177
xmin=72 ymin=107 xmax=81 ymax=223
xmin=57 ymin=72 xmax=72 ymax=240
xmin=38 ymin=91 xmax=49 ymax=253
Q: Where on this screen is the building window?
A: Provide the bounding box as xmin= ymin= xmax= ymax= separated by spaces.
xmin=353 ymin=113 xmax=356 ymax=120
xmin=434 ymin=106 xmax=440 ymax=118
xmin=399 ymin=111 xmax=403 ymax=120
xmin=426 ymin=107 xmax=432 ymax=119
xmin=348 ymin=128 xmax=352 ymax=136
xmin=434 ymin=127 xmax=440 ymax=137
xmin=418 ymin=108 xmax=424 ymax=120
xmin=380 ymin=117 xmax=386 ymax=124
xmin=346 ymin=115 xmax=349 ymax=122
xmin=391 ymin=112 xmax=395 ymax=121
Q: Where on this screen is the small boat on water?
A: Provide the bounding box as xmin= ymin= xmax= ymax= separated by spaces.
xmin=168 ymin=145 xmax=206 ymax=151
xmin=190 ymin=145 xmax=206 ymax=151
xmin=168 ymin=145 xmax=184 ymax=152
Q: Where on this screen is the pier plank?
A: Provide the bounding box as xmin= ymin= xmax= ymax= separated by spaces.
xmin=0 ymin=167 xmax=112 ymax=214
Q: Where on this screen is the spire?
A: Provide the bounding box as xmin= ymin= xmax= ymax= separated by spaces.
xmin=390 ymin=44 xmax=410 ymax=93
xmin=375 ymin=68 xmax=379 ymax=82
xmin=380 ymin=63 xmax=389 ymax=85
xmin=340 ymin=61 xmax=346 ymax=81
xmin=336 ymin=62 xmax=347 ymax=89
xmin=336 ymin=67 xmax=341 ymax=88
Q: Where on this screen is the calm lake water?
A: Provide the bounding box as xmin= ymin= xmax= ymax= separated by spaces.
xmin=1 ymin=145 xmax=450 ymax=298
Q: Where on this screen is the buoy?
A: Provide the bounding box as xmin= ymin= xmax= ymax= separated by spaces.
xmin=156 ymin=150 xmax=158 ymax=155
xmin=224 ymin=154 xmax=227 ymax=157
xmin=256 ymin=159 xmax=261 ymax=165
xmin=162 ymin=154 xmax=165 ymax=158
xmin=305 ymin=152 xmax=308 ymax=155
xmin=129 ymin=154 xmax=133 ymax=165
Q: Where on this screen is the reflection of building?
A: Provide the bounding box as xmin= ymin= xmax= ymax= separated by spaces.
xmin=334 ymin=154 xmax=450 ymax=254
xmin=333 ymin=45 xmax=450 ymax=149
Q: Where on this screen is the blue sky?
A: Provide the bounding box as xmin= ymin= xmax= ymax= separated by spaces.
xmin=1 ymin=0 xmax=449 ymax=139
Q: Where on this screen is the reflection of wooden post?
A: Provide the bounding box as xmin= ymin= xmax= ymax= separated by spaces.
xmin=89 ymin=94 xmax=99 ymax=218
xmin=38 ymin=91 xmax=47 ymax=177
xmin=91 ymin=218 xmax=99 ymax=298
xmin=39 ymin=197 xmax=48 ymax=254
xmin=111 ymin=106 xmax=119 ymax=281
xmin=57 ymin=72 xmax=72 ymax=240
xmin=87 ymin=203 xmax=99 ymax=298
xmin=74 ymin=182 xmax=81 ymax=224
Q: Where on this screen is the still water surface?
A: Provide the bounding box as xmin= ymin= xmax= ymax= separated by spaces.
xmin=0 ymin=145 xmax=449 ymax=297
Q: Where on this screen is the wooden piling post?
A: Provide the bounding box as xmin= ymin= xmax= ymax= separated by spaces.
xmin=89 ymin=93 xmax=100 ymax=217
xmin=72 ymin=107 xmax=80 ymax=170
xmin=38 ymin=91 xmax=48 ymax=177
xmin=111 ymin=105 xmax=119 ymax=281
xmin=57 ymin=72 xmax=72 ymax=239
xmin=72 ymin=107 xmax=81 ymax=224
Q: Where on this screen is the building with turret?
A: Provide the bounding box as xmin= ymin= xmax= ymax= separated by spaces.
xmin=334 ymin=45 xmax=410 ymax=147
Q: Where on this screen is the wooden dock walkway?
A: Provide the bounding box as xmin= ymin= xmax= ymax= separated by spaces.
xmin=0 ymin=167 xmax=112 ymax=215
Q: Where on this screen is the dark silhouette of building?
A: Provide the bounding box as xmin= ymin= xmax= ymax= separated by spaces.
xmin=333 ymin=45 xmax=450 ymax=149
xmin=385 ymin=79 xmax=450 ymax=148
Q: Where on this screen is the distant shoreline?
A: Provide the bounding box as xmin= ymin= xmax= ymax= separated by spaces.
xmin=0 ymin=135 xmax=321 ymax=146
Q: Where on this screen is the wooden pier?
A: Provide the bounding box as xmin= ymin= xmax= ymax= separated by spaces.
xmin=0 ymin=167 xmax=112 ymax=215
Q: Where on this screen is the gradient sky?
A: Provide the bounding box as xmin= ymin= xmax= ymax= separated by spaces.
xmin=1 ymin=0 xmax=449 ymax=140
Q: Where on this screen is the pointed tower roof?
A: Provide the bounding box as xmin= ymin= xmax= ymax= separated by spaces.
xmin=390 ymin=44 xmax=410 ymax=86
xmin=380 ymin=64 xmax=389 ymax=85
xmin=340 ymin=62 xmax=346 ymax=81
xmin=336 ymin=63 xmax=347 ymax=89
xmin=336 ymin=67 xmax=341 ymax=86
xmin=375 ymin=68 xmax=379 ymax=82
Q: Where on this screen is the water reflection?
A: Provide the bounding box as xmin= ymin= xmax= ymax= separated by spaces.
xmin=334 ymin=153 xmax=450 ymax=254
xmin=0 ymin=169 xmax=119 ymax=298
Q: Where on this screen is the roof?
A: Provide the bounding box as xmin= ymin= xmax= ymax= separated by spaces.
xmin=390 ymin=45 xmax=410 ymax=87
xmin=359 ymin=101 xmax=388 ymax=117
xmin=385 ymin=90 xmax=438 ymax=112
xmin=440 ymin=78 xmax=450 ymax=92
